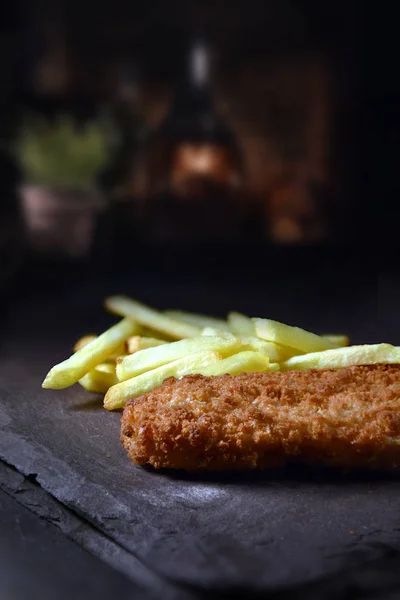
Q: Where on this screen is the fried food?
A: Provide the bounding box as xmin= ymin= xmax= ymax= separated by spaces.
xmin=121 ymin=365 xmax=400 ymax=471
xmin=321 ymin=334 xmax=350 ymax=348
xmin=197 ymin=350 xmax=270 ymax=376
xmin=126 ymin=336 xmax=167 ymax=354
xmin=165 ymin=310 xmax=231 ymax=332
xmin=255 ymin=318 xmax=336 ymax=353
xmin=79 ymin=363 xmax=118 ymax=393
xmin=73 ymin=335 xmax=97 ymax=352
xmin=105 ymin=350 xmax=222 ymax=410
xmin=105 ymin=296 xmax=201 ymax=339
xmin=228 ymin=311 xmax=256 ymax=336
xmin=116 ymin=335 xmax=242 ymax=381
xmin=42 ymin=318 xmax=138 ymax=390
xmin=281 ymin=344 xmax=400 ymax=371
xmin=201 ymin=327 xmax=294 ymax=362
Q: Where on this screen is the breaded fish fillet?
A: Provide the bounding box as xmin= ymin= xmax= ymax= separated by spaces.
xmin=121 ymin=365 xmax=400 ymax=471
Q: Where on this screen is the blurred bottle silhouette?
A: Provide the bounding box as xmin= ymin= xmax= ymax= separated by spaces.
xmin=140 ymin=37 xmax=256 ymax=244
xmin=100 ymin=62 xmax=147 ymax=199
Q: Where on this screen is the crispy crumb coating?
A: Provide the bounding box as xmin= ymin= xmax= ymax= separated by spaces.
xmin=121 ymin=365 xmax=400 ymax=471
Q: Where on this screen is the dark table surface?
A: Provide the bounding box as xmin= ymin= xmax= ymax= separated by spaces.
xmin=2 ymin=245 xmax=400 ymax=600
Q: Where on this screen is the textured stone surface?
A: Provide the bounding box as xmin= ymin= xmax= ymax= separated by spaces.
xmin=0 ymin=480 xmax=151 ymax=600
xmin=1 ymin=271 xmax=400 ymax=597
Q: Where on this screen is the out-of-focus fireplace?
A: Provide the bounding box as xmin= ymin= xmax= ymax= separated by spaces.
xmin=13 ymin=0 xmax=359 ymax=248
xmin=122 ymin=0 xmax=358 ymax=245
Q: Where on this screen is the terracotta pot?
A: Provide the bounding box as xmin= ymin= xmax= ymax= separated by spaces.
xmin=19 ymin=185 xmax=107 ymax=259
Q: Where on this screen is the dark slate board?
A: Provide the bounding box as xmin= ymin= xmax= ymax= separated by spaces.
xmin=1 ymin=272 xmax=400 ymax=597
xmin=0 ymin=481 xmax=152 ymax=600
xmin=0 ymin=460 xmax=188 ymax=600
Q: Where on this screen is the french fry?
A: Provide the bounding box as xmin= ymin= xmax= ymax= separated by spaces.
xmin=240 ymin=336 xmax=297 ymax=362
xmin=95 ymin=363 xmax=116 ymax=374
xmin=321 ymin=334 xmax=350 ymax=348
xmin=104 ymin=351 xmax=222 ymax=410
xmin=165 ymin=310 xmax=231 ymax=332
xmin=214 ymin=319 xmax=348 ymax=354
xmin=115 ymin=354 xmax=129 ymax=363
xmin=196 ymin=351 xmax=269 ymax=376
xmin=280 ymin=343 xmax=400 ymax=371
xmin=201 ymin=327 xmax=232 ymax=337
xmin=74 ymin=334 xmax=125 ymax=361
xmin=139 ymin=327 xmax=175 ymax=341
xmin=254 ymin=318 xmax=336 ymax=354
xmin=126 ymin=335 xmax=167 ymax=354
xmin=109 ymin=345 xmax=127 ymax=360
xmin=73 ymin=335 xmax=97 ymax=352
xmin=116 ymin=335 xmax=242 ymax=382
xmin=268 ymin=362 xmax=281 ymax=372
xmin=79 ymin=363 xmax=118 ymax=394
xmin=227 ymin=312 xmax=256 ymax=336
xmin=201 ymin=328 xmax=294 ymax=362
xmin=42 ymin=318 xmax=138 ymax=389
xmin=45 ymin=295 xmax=358 ymax=405
xmin=105 ymin=296 xmax=201 ymax=339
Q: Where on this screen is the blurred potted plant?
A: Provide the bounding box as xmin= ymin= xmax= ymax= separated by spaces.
xmin=16 ymin=112 xmax=115 ymax=258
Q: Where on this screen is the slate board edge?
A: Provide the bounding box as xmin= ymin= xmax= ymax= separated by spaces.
xmin=3 ymin=456 xmax=400 ymax=600
xmin=0 ymin=458 xmax=195 ymax=600
xmin=3 ymin=434 xmax=400 ymax=600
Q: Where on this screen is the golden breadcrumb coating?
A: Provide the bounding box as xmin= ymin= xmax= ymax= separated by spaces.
xmin=121 ymin=365 xmax=400 ymax=471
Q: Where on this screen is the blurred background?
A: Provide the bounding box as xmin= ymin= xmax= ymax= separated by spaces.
xmin=0 ymin=0 xmax=396 ymax=297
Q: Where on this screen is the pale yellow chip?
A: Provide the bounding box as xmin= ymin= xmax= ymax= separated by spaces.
xmin=105 ymin=296 xmax=201 ymax=339
xmin=165 ymin=310 xmax=231 ymax=332
xmin=73 ymin=335 xmax=97 ymax=352
xmin=79 ymin=363 xmax=118 ymax=394
xmin=115 ymin=354 xmax=129 ymax=363
xmin=202 ymin=327 xmax=293 ymax=362
xmin=197 ymin=351 xmax=269 ymax=376
xmin=321 ymin=334 xmax=350 ymax=348
xmin=74 ymin=335 xmax=126 ymax=361
xmin=104 ymin=350 xmax=221 ymax=410
xmin=95 ymin=363 xmax=116 ymax=374
xmin=108 ymin=343 xmax=128 ymax=361
xmin=116 ymin=335 xmax=242 ymax=382
xmin=126 ymin=336 xmax=167 ymax=354
xmin=42 ymin=317 xmax=138 ymax=389
xmin=139 ymin=327 xmax=175 ymax=341
xmin=280 ymin=343 xmax=400 ymax=371
xmin=240 ymin=336 xmax=296 ymax=362
xmin=254 ymin=318 xmax=336 ymax=354
xmin=227 ymin=312 xmax=256 ymax=336
xmin=201 ymin=327 xmax=232 ymax=337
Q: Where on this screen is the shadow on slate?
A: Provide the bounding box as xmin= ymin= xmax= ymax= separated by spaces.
xmin=1 ymin=267 xmax=400 ymax=598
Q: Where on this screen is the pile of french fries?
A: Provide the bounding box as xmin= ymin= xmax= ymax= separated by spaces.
xmin=42 ymin=296 xmax=400 ymax=410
